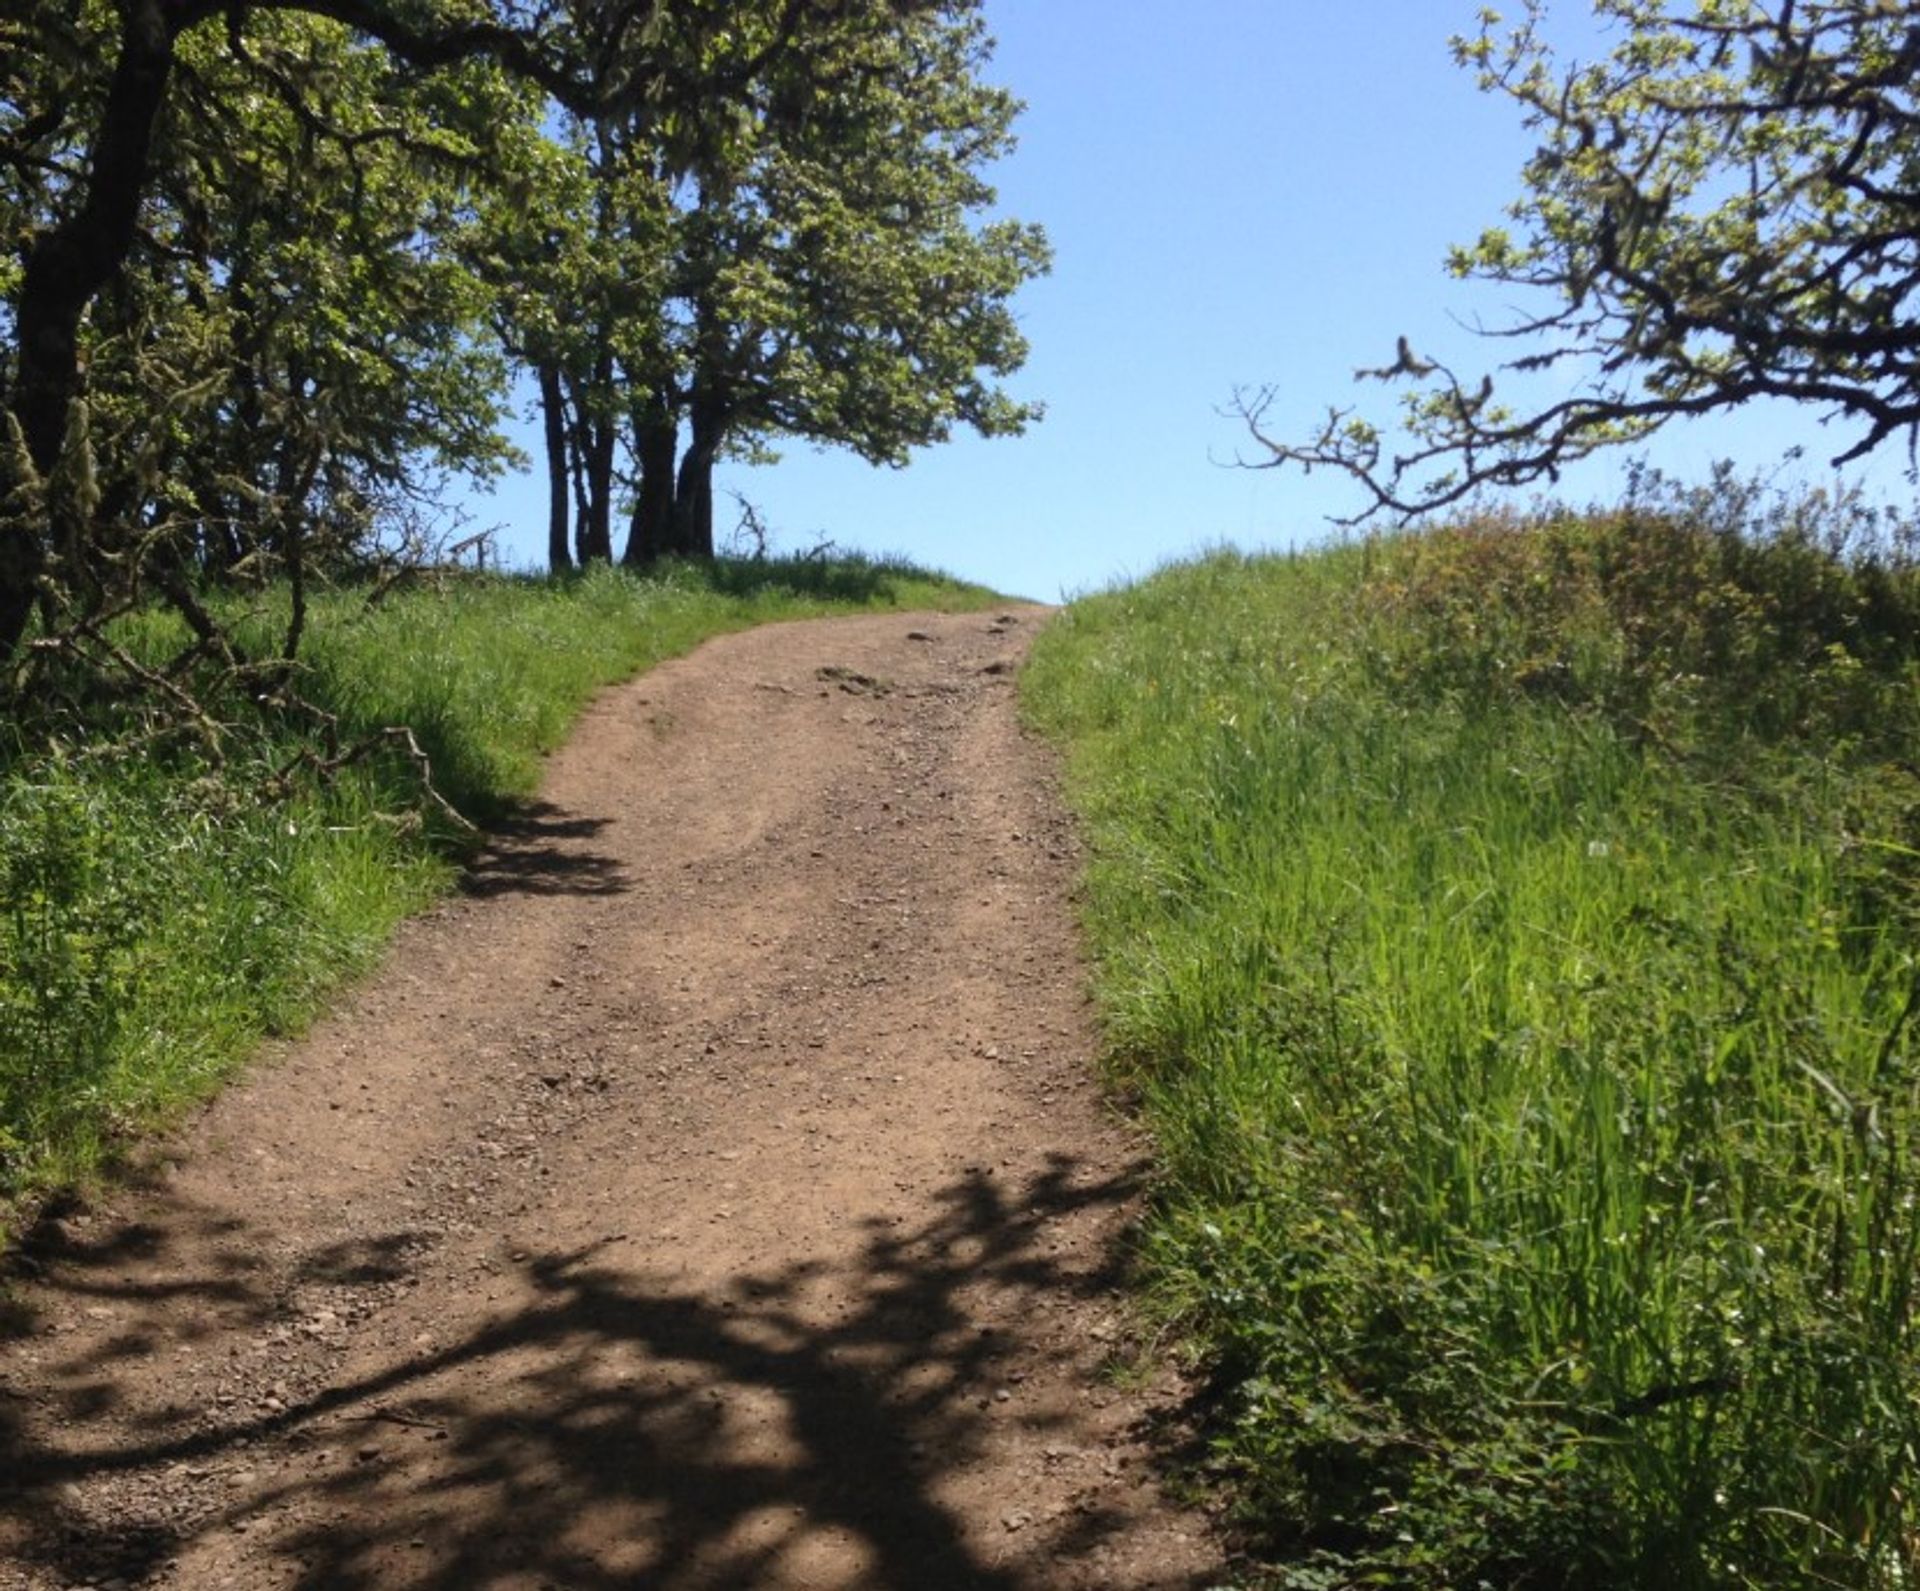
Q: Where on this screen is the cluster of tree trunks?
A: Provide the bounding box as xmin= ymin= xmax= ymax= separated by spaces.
xmin=534 ymin=370 xmax=718 ymax=571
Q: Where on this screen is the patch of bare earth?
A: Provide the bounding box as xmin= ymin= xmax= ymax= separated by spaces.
xmin=0 ymin=609 xmax=1223 ymax=1591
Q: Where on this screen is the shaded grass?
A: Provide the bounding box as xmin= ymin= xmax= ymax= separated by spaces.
xmin=1022 ymin=485 xmax=1920 ymax=1588
xmin=0 ymin=555 xmax=998 ymax=1219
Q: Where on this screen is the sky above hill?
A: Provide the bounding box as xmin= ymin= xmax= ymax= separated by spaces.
xmin=472 ymin=1 xmax=1908 ymax=600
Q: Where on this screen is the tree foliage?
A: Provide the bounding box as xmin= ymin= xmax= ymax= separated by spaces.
xmin=2 ymin=0 xmax=544 ymax=708
xmin=472 ymin=0 xmax=1048 ymax=570
xmin=1245 ymin=0 xmax=1920 ymax=519
xmin=0 ymin=0 xmax=1043 ymax=711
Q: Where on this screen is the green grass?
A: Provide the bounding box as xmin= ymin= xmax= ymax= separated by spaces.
xmin=1022 ymin=486 xmax=1920 ymax=1588
xmin=0 ymin=554 xmax=998 ymax=1218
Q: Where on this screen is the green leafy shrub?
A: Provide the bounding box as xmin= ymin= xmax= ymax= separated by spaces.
xmin=0 ymin=770 xmax=156 ymax=1159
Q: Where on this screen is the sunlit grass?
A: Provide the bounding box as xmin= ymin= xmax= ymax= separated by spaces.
xmin=1023 ymin=490 xmax=1920 ymax=1588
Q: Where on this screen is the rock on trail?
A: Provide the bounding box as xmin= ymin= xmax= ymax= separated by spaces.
xmin=0 ymin=609 xmax=1221 ymax=1590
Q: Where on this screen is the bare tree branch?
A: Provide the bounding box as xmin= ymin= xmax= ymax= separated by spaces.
xmin=1246 ymin=0 xmax=1920 ymax=523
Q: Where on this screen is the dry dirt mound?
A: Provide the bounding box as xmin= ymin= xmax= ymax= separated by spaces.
xmin=0 ymin=609 xmax=1222 ymax=1590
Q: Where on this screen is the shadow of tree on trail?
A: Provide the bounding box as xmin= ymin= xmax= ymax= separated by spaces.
xmin=459 ymin=801 xmax=631 ymax=900
xmin=1 ymin=1155 xmax=1183 ymax=1589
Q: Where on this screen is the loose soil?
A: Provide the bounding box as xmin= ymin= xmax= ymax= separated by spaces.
xmin=0 ymin=611 xmax=1223 ymax=1590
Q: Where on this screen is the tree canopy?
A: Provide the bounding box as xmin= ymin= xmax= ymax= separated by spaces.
xmin=477 ymin=0 xmax=1048 ymax=570
xmin=0 ymin=0 xmax=1044 ymax=690
xmin=1244 ymin=0 xmax=1920 ymax=520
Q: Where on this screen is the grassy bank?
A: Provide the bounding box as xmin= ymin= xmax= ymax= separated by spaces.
xmin=1022 ymin=485 xmax=1920 ymax=1588
xmin=0 ymin=555 xmax=996 ymax=1218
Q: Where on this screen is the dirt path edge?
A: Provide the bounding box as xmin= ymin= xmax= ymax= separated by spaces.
xmin=0 ymin=608 xmax=1226 ymax=1591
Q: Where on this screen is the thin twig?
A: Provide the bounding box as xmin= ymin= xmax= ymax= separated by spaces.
xmin=341 ymin=1406 xmax=448 ymax=1434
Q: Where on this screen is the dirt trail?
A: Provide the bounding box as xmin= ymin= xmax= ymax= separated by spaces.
xmin=0 ymin=610 xmax=1220 ymax=1591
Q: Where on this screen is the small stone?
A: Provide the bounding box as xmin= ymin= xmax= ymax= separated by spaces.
xmin=356 ymin=1444 xmax=382 ymax=1464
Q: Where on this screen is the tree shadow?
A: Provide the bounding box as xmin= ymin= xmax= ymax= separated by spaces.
xmin=0 ymin=1156 xmax=1202 ymax=1589
xmin=459 ymin=801 xmax=630 ymax=899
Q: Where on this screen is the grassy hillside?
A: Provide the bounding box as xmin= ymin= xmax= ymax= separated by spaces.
xmin=0 ymin=555 xmax=997 ymax=1217
xmin=1023 ymin=484 xmax=1920 ymax=1588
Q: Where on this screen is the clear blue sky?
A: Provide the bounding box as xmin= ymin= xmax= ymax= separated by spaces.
xmin=472 ymin=2 xmax=1905 ymax=600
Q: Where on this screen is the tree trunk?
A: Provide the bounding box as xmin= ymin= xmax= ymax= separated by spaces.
xmin=672 ymin=448 xmax=715 ymax=560
xmin=565 ymin=350 xmax=615 ymax=565
xmin=582 ymin=418 xmax=615 ymax=564
xmin=671 ymin=400 xmax=724 ymax=560
xmin=564 ymin=379 xmax=591 ymax=567
xmin=622 ymin=406 xmax=677 ymax=566
xmin=537 ymin=364 xmax=571 ymax=572
xmin=2 ymin=0 xmax=189 ymax=663
xmin=189 ymin=460 xmax=234 ymax=576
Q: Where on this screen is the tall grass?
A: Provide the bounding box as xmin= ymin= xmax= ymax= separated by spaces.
xmin=1023 ymin=481 xmax=1920 ymax=1588
xmin=0 ymin=556 xmax=998 ymax=1215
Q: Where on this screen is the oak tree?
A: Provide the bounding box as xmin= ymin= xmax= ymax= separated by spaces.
xmin=620 ymin=0 xmax=1047 ymax=563
xmin=1245 ymin=0 xmax=1920 ymax=519
xmin=0 ymin=0 xmax=909 ymax=665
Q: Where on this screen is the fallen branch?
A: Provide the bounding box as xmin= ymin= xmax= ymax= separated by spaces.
xmin=264 ymin=720 xmax=476 ymax=834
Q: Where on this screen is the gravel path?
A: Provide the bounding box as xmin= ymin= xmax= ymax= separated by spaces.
xmin=0 ymin=609 xmax=1221 ymax=1590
